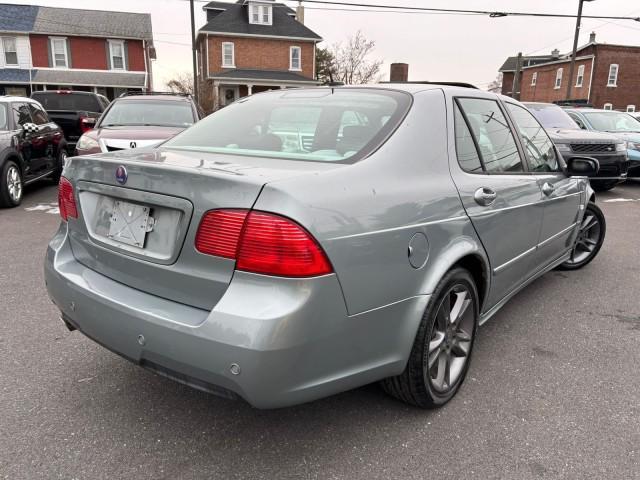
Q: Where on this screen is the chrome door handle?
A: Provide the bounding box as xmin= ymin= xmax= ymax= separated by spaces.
xmin=542 ymin=182 xmax=555 ymax=196
xmin=474 ymin=187 xmax=497 ymax=206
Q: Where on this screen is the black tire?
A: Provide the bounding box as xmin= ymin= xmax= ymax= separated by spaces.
xmin=381 ymin=267 xmax=479 ymax=408
xmin=558 ymin=202 xmax=606 ymax=270
xmin=49 ymin=148 xmax=67 ymax=184
xmin=0 ymin=160 xmax=23 ymax=208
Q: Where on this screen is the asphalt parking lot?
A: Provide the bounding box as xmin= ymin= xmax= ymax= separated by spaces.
xmin=1 ymin=181 xmax=639 ymax=480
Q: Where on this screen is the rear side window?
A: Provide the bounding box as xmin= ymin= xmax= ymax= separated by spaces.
xmin=0 ymin=104 xmax=7 ymax=130
xmin=31 ymin=92 xmax=101 ymax=112
xmin=453 ymin=103 xmax=483 ymax=173
xmin=456 ymin=98 xmax=523 ymax=173
xmin=164 ymin=89 xmax=411 ymax=163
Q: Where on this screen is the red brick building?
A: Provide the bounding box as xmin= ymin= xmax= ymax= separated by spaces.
xmin=196 ymin=0 xmax=322 ymax=109
xmin=0 ymin=4 xmax=154 ymax=99
xmin=499 ymin=33 xmax=640 ymax=111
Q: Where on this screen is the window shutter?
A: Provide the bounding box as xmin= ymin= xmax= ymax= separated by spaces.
xmin=123 ymin=40 xmax=129 ymax=70
xmin=106 ymin=41 xmax=111 ymax=69
xmin=47 ymin=39 xmax=52 ymax=67
xmin=66 ymin=39 xmax=72 ymax=68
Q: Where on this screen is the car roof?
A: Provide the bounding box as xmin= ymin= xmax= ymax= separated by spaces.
xmin=114 ymin=95 xmax=192 ymax=102
xmin=0 ymin=96 xmax=41 ymax=103
xmin=31 ymin=90 xmax=96 ymax=96
xmin=564 ymin=107 xmax=626 ymax=113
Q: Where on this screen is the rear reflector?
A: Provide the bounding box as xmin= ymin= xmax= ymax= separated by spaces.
xmin=195 ymin=209 xmax=333 ymax=277
xmin=58 ymin=177 xmax=78 ymax=221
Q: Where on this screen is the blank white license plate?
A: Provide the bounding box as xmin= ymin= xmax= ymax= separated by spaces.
xmin=107 ymin=200 xmax=152 ymax=248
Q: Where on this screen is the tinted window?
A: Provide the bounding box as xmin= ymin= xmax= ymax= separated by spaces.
xmin=582 ymin=111 xmax=640 ymax=132
xmin=12 ymin=103 xmax=32 ymax=127
xmin=524 ymin=103 xmax=579 ymax=130
xmin=31 ymin=92 xmax=101 ymax=112
xmin=28 ymin=103 xmax=49 ymax=125
xmin=457 ymin=98 xmax=523 ymax=173
xmin=507 ymin=104 xmax=560 ymax=172
xmin=453 ymin=103 xmax=483 ymax=173
xmin=100 ymin=100 xmax=196 ymax=128
xmin=0 ymin=104 xmax=7 ymax=130
xmin=165 ymin=89 xmax=411 ymax=163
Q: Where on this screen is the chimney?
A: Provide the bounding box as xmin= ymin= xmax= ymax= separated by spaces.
xmin=551 ymin=49 xmax=560 ymax=59
xmin=296 ymin=1 xmax=305 ymax=24
xmin=589 ymin=31 xmax=596 ymax=43
xmin=390 ymin=63 xmax=409 ymax=83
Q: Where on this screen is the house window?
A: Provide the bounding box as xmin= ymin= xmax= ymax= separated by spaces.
xmin=531 ymin=72 xmax=537 ymax=86
xmin=222 ymin=42 xmax=235 ymax=68
xmin=249 ymin=3 xmax=272 ymax=25
xmin=2 ymin=37 xmax=18 ymax=66
xmin=554 ymin=68 xmax=563 ymax=89
xmin=50 ymin=37 xmax=68 ymax=68
xmin=290 ymin=46 xmax=301 ymax=71
xmin=576 ymin=64 xmax=584 ymax=87
xmin=603 ymin=103 xmax=613 ymax=111
xmin=109 ymin=40 xmax=125 ymax=70
xmin=627 ymin=105 xmax=636 ymax=113
xmin=607 ymin=64 xmax=618 ymax=87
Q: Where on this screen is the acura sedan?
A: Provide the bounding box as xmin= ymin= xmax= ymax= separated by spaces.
xmin=46 ymin=85 xmax=605 ymax=409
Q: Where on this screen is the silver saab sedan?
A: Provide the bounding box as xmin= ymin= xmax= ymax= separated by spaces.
xmin=45 ymin=85 xmax=605 ymax=409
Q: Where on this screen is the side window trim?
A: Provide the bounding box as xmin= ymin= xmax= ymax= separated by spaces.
xmin=453 ymin=97 xmax=487 ymax=173
xmin=454 ymin=95 xmax=529 ymax=175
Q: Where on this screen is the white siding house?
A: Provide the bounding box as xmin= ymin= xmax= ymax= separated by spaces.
xmin=0 ymin=34 xmax=32 ymax=69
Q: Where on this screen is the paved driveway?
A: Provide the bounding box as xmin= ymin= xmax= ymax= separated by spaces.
xmin=1 ymin=181 xmax=639 ymax=479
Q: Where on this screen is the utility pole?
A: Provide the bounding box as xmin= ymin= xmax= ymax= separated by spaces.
xmin=190 ymin=0 xmax=199 ymax=103
xmin=566 ymin=0 xmax=595 ymax=100
xmin=512 ymin=52 xmax=523 ymax=100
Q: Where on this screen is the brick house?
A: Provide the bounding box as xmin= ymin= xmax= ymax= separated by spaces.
xmin=499 ymin=33 xmax=640 ymax=111
xmin=0 ymin=3 xmax=154 ymax=99
xmin=196 ymin=0 xmax=322 ymax=109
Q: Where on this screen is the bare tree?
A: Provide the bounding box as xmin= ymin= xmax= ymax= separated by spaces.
xmin=487 ymin=73 xmax=503 ymax=93
xmin=166 ymin=72 xmax=194 ymax=95
xmin=330 ymin=31 xmax=383 ymax=85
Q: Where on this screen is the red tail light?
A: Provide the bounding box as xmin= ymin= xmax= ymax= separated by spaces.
xmin=79 ymin=116 xmax=95 ymax=134
xmin=58 ymin=177 xmax=78 ymax=221
xmin=195 ymin=209 xmax=333 ymax=277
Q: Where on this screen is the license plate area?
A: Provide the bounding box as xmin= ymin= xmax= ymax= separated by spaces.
xmin=107 ymin=200 xmax=155 ymax=248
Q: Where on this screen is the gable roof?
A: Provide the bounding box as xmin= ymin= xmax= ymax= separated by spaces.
xmin=200 ymin=1 xmax=321 ymax=41
xmin=0 ymin=4 xmax=38 ymax=32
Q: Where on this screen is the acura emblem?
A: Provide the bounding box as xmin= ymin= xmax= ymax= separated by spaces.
xmin=115 ymin=165 xmax=128 ymax=185
xmin=130 ymin=141 xmax=137 ymax=149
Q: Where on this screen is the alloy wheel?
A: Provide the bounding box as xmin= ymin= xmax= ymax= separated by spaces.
xmin=565 ymin=212 xmax=602 ymax=266
xmin=426 ymin=285 xmax=475 ymax=393
xmin=7 ymin=165 xmax=22 ymax=204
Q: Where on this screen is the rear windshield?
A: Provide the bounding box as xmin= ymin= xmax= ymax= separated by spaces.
xmin=525 ymin=103 xmax=579 ymax=130
xmin=164 ymin=88 xmax=411 ymax=163
xmin=582 ymin=111 xmax=640 ymax=133
xmin=31 ymin=92 xmax=100 ymax=112
xmin=0 ymin=104 xmax=7 ymax=130
xmin=100 ymin=100 xmax=195 ymax=128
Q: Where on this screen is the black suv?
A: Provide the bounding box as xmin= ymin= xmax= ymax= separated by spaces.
xmin=0 ymin=96 xmax=67 ymax=207
xmin=31 ymin=91 xmax=109 ymax=154
xmin=524 ymin=102 xmax=628 ymax=191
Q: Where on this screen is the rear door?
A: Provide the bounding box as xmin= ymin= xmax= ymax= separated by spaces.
xmin=505 ymin=102 xmax=582 ymax=269
xmin=449 ymin=95 xmax=545 ymax=310
xmin=28 ymin=102 xmax=60 ymax=172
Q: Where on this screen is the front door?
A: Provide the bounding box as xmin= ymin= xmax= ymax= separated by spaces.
xmin=11 ymin=102 xmax=46 ymax=178
xmin=505 ymin=102 xmax=582 ymax=269
xmin=449 ymin=96 xmax=545 ymax=311
xmin=28 ymin=102 xmax=59 ymax=172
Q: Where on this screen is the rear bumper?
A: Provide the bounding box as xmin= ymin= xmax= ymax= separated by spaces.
xmin=44 ymin=224 xmax=428 ymax=408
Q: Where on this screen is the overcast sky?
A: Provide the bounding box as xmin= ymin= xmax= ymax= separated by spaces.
xmin=4 ymin=0 xmax=640 ymax=89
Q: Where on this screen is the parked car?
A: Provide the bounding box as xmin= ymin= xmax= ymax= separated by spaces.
xmin=74 ymin=92 xmax=201 ymax=155
xmin=564 ymin=108 xmax=640 ymax=177
xmin=524 ymin=102 xmax=628 ymax=191
xmin=31 ymin=91 xmax=109 ymax=154
xmin=0 ymin=96 xmax=67 ymax=207
xmin=46 ymin=85 xmax=605 ymax=409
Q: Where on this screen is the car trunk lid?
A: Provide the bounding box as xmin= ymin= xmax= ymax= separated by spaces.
xmin=63 ymin=147 xmax=340 ymax=310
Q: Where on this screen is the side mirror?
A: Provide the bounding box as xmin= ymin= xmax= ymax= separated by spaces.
xmin=22 ymin=123 xmax=40 ymax=134
xmin=566 ymin=157 xmax=599 ymax=176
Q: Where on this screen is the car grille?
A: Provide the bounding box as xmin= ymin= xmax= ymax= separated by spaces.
xmin=570 ymin=143 xmax=616 ymax=154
